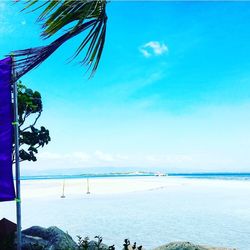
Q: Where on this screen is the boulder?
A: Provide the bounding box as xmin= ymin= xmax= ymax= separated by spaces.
xmin=153 ymin=242 xmax=236 ymax=250
xmin=21 ymin=226 xmax=78 ymax=250
xmin=21 ymin=234 xmax=49 ymax=250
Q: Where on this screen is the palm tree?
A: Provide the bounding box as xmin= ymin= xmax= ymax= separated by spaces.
xmin=13 ymin=0 xmax=108 ymax=80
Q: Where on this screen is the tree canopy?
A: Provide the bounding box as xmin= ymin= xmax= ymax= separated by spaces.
xmin=15 ymin=82 xmax=51 ymax=162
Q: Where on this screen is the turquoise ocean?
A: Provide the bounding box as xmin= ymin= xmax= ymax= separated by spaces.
xmin=21 ymin=172 xmax=250 ymax=181
xmin=2 ymin=173 xmax=250 ymax=249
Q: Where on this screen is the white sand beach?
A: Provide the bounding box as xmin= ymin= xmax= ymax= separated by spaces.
xmin=1 ymin=176 xmax=250 ymax=249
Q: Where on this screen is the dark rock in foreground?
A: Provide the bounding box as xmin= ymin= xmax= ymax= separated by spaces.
xmin=19 ymin=226 xmax=236 ymax=250
xmin=20 ymin=226 xmax=110 ymax=250
xmin=153 ymin=242 xmax=236 ymax=250
xmin=21 ymin=226 xmax=78 ymax=250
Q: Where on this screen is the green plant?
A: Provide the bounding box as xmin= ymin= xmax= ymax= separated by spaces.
xmin=77 ymin=236 xmax=90 ymax=250
xmin=123 ymin=239 xmax=142 ymax=250
xmin=76 ymin=236 xmax=143 ymax=250
xmin=13 ymin=81 xmax=51 ymax=163
xmin=94 ymin=235 xmax=103 ymax=249
xmin=123 ymin=239 xmax=130 ymax=250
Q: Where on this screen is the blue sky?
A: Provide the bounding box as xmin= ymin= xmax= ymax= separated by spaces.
xmin=1 ymin=1 xmax=250 ymax=173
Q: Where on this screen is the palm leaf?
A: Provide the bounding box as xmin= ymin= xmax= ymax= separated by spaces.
xmin=12 ymin=18 xmax=104 ymax=81
xmin=13 ymin=0 xmax=107 ymax=78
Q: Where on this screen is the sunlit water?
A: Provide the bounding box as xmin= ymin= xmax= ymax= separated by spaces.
xmin=1 ymin=177 xmax=250 ymax=249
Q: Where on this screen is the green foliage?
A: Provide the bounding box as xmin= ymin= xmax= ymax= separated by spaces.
xmin=16 ymin=81 xmax=51 ymax=162
xmin=77 ymin=235 xmax=106 ymax=250
xmin=23 ymin=0 xmax=106 ymax=38
xmin=77 ymin=236 xmax=143 ymax=250
xmin=77 ymin=236 xmax=90 ymax=250
xmin=20 ymin=0 xmax=108 ymax=76
xmin=94 ymin=236 xmax=103 ymax=249
xmin=123 ymin=239 xmax=142 ymax=250
xmin=18 ymin=82 xmax=42 ymax=125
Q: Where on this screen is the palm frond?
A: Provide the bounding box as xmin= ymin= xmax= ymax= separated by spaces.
xmin=15 ymin=0 xmax=107 ymax=77
xmin=11 ymin=18 xmax=106 ymax=81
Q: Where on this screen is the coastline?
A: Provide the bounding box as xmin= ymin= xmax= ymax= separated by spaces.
xmin=17 ymin=175 xmax=250 ymax=199
xmin=20 ymin=172 xmax=250 ymax=181
xmin=1 ymin=176 xmax=250 ymax=249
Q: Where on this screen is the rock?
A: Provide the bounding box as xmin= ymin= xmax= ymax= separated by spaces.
xmin=21 ymin=226 xmax=78 ymax=250
xmin=21 ymin=234 xmax=49 ymax=250
xmin=153 ymin=242 xmax=236 ymax=250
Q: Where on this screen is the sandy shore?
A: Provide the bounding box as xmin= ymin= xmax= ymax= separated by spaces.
xmin=1 ymin=176 xmax=250 ymax=249
xmin=6 ymin=176 xmax=250 ymax=199
xmin=19 ymin=176 xmax=180 ymax=199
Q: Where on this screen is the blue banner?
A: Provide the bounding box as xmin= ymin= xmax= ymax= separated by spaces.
xmin=0 ymin=57 xmax=15 ymax=202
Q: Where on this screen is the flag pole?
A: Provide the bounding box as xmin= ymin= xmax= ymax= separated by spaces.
xmin=12 ymin=55 xmax=22 ymax=250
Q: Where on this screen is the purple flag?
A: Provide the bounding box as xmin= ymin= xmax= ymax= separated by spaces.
xmin=0 ymin=57 xmax=15 ymax=202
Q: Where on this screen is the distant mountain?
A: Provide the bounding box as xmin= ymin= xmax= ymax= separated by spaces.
xmin=21 ymin=166 xmax=166 ymax=176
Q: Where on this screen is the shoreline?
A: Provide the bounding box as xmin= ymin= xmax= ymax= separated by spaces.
xmin=19 ymin=172 xmax=250 ymax=181
xmin=4 ymin=176 xmax=250 ymax=200
xmin=15 ymin=176 xmax=250 ymax=199
xmin=1 ymin=176 xmax=250 ymax=249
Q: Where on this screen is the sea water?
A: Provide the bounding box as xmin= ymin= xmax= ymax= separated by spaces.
xmin=1 ymin=174 xmax=250 ymax=249
xmin=20 ymin=172 xmax=250 ymax=181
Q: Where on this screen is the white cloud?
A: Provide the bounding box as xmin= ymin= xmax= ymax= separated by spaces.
xmin=38 ymin=150 xmax=126 ymax=164
xmin=146 ymin=154 xmax=193 ymax=164
xmin=39 ymin=151 xmax=90 ymax=163
xmin=94 ymin=150 xmax=115 ymax=162
xmin=70 ymin=152 xmax=91 ymax=162
xmin=39 ymin=152 xmax=62 ymax=160
xmin=140 ymin=41 xmax=168 ymax=57
xmin=39 ymin=151 xmax=194 ymax=167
